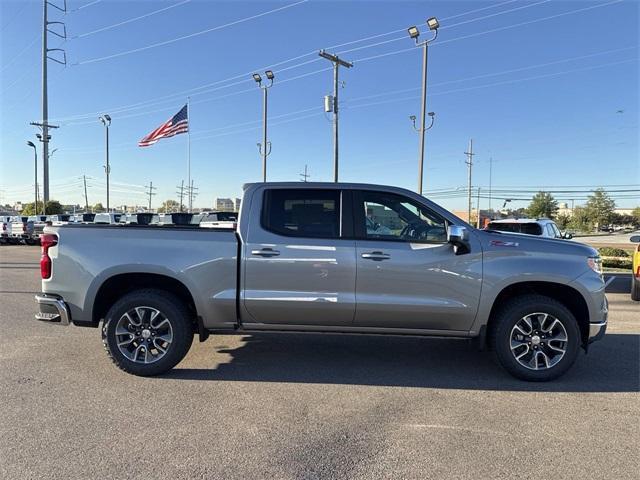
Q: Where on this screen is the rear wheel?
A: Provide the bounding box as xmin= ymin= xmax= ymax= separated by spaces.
xmin=102 ymin=289 xmax=194 ymax=376
xmin=489 ymin=294 xmax=580 ymax=381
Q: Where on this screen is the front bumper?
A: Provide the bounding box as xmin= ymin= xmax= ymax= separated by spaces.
xmin=35 ymin=293 xmax=71 ymax=325
xmin=587 ymin=295 xmax=608 ymax=344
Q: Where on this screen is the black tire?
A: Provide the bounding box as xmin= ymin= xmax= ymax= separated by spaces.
xmin=102 ymin=289 xmax=194 ymax=376
xmin=489 ymin=294 xmax=581 ymax=382
xmin=632 ymin=275 xmax=640 ymax=301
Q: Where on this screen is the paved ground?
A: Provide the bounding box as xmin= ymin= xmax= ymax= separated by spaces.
xmin=1 ymin=245 xmax=638 ymax=480
xmin=575 ymin=231 xmax=639 ymax=249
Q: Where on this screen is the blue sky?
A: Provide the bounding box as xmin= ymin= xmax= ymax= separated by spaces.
xmin=1 ymin=0 xmax=638 ymax=211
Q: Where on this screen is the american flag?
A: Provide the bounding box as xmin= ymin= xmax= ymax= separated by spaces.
xmin=138 ymin=104 xmax=189 ymax=147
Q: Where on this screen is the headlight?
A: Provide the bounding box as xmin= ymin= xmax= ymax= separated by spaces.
xmin=587 ymin=256 xmax=603 ymax=275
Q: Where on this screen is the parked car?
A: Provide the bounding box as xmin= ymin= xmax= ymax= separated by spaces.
xmin=198 ymin=211 xmax=238 ymax=229
xmin=93 ymin=213 xmax=123 ymax=224
xmin=71 ymin=213 xmax=96 ymax=223
xmin=1 ymin=215 xmax=13 ymax=244
xmin=47 ymin=214 xmax=72 ymax=225
xmin=119 ymin=213 xmax=155 ymax=225
xmin=151 ymin=212 xmax=194 ymax=225
xmin=28 ymin=215 xmax=49 ymax=245
xmin=9 ymin=216 xmax=31 ymax=244
xmin=35 ymin=182 xmax=608 ymax=382
xmin=486 ymin=218 xmax=572 ymax=239
xmin=631 ymin=235 xmax=640 ymax=301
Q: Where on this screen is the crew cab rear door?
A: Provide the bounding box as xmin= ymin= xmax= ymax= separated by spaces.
xmin=352 ymin=189 xmax=482 ymax=332
xmin=241 ymin=187 xmax=356 ymax=327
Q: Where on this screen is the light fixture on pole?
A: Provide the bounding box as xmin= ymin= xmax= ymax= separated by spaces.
xmin=252 ymin=70 xmax=274 ymax=182
xmin=27 ymin=141 xmax=40 ymax=215
xmin=98 ymin=114 xmax=111 ymax=212
xmin=407 ymin=16 xmax=439 ymax=195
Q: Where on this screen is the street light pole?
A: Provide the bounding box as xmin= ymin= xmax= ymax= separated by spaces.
xmin=253 ymin=71 xmax=274 ymax=182
xmin=319 ymin=49 xmax=353 ymax=182
xmin=407 ymin=17 xmax=439 ymax=195
xmin=27 ymin=141 xmax=39 ymax=214
xmin=99 ymin=114 xmax=111 ymax=212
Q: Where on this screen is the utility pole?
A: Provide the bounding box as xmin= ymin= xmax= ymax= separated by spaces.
xmin=488 ymin=157 xmax=493 ymax=214
xmin=145 ymin=181 xmax=157 ymax=211
xmin=300 ymin=164 xmax=310 ymax=182
xmin=319 ymin=49 xmax=353 ymax=182
xmin=82 ymin=175 xmax=89 ymax=212
xmin=37 ymin=0 xmax=66 ymax=203
xmin=176 ymin=181 xmax=185 ymax=213
xmin=476 ymin=186 xmax=482 ymax=228
xmin=187 ymin=180 xmax=198 ymax=212
xmin=465 ymin=139 xmax=475 ymax=224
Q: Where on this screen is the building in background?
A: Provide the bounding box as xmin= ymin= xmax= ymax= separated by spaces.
xmin=215 ymin=198 xmax=235 ymax=212
xmin=234 ymin=198 xmax=242 ymax=212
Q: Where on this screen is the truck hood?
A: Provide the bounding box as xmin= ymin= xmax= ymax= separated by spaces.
xmin=476 ymin=229 xmax=598 ymax=257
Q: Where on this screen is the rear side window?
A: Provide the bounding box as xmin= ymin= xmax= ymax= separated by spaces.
xmin=521 ymin=223 xmax=542 ymax=235
xmin=263 ymin=189 xmax=340 ymax=238
xmin=488 ymin=222 xmax=519 ymax=233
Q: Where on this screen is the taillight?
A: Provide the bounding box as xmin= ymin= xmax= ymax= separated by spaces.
xmin=636 ymin=265 xmax=640 ymax=280
xmin=40 ymin=233 xmax=58 ymax=279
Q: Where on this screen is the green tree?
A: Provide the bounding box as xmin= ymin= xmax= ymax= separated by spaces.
xmin=526 ymin=191 xmax=559 ymax=219
xmin=21 ymin=201 xmax=45 ymax=215
xmin=556 ymin=213 xmax=571 ymax=229
xmin=631 ymin=207 xmax=640 ymax=227
xmin=44 ymin=200 xmax=63 ymax=215
xmin=568 ymin=206 xmax=591 ymax=232
xmin=584 ymin=189 xmax=616 ymax=229
xmin=158 ymin=199 xmax=180 ymax=213
xmin=21 ymin=200 xmax=63 ymax=215
xmin=93 ymin=203 xmax=105 ymax=213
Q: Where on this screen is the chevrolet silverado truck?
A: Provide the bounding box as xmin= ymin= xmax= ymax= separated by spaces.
xmin=35 ymin=182 xmax=608 ymax=381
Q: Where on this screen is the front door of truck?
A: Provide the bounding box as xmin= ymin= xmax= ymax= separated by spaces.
xmin=353 ymin=190 xmax=482 ymax=332
xmin=242 ymin=187 xmax=356 ymax=327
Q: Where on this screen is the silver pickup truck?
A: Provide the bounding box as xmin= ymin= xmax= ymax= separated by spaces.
xmin=35 ymin=182 xmax=608 ymax=381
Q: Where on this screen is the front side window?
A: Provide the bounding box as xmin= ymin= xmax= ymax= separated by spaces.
xmin=359 ymin=191 xmax=447 ymax=243
xmin=263 ymin=189 xmax=340 ymax=239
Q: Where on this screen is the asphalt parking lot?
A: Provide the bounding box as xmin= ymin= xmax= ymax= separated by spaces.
xmin=1 ymin=245 xmax=638 ymax=480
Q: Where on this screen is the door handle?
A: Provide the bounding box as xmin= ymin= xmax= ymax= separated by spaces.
xmin=361 ymin=251 xmax=390 ymax=261
xmin=251 ymin=248 xmax=281 ymax=257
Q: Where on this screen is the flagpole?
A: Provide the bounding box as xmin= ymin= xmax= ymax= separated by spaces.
xmin=187 ymin=97 xmax=191 ymax=212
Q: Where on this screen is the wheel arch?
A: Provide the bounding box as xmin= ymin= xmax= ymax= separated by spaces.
xmin=486 ymin=281 xmax=590 ymax=347
xmin=91 ymin=272 xmax=198 ymax=330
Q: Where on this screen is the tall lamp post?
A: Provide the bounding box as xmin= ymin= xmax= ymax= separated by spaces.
xmin=252 ymin=70 xmax=274 ymax=182
xmin=99 ymin=114 xmax=111 ymax=211
xmin=27 ymin=141 xmax=40 ymax=215
xmin=407 ymin=16 xmax=439 ymax=195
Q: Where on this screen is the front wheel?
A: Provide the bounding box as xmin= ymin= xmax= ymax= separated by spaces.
xmin=490 ymin=295 xmax=581 ymax=381
xmin=102 ymin=289 xmax=194 ymax=376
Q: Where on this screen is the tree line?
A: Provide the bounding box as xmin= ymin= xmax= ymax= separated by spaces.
xmin=523 ymin=188 xmax=639 ymax=231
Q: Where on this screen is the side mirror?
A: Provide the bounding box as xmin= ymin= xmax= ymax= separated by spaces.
xmin=630 ymin=235 xmax=640 ymax=243
xmin=447 ymin=225 xmax=470 ymax=254
xmin=563 ymin=232 xmax=573 ymax=239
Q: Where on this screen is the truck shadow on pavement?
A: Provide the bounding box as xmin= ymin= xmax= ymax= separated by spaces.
xmin=165 ymin=332 xmax=639 ymax=393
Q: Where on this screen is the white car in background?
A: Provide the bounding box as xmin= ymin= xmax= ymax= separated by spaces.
xmin=93 ymin=213 xmax=123 ymax=224
xmin=486 ymin=218 xmax=572 ymax=239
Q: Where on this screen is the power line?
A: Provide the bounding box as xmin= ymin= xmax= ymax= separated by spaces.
xmin=73 ymin=0 xmax=191 ymax=38
xmin=70 ymin=0 xmax=104 ymax=13
xmin=45 ymin=0 xmax=561 ymax=122
xmin=74 ymin=0 xmax=309 ymax=65
xmin=45 ymin=0 xmax=627 ymax=130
